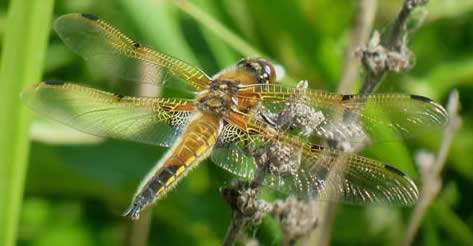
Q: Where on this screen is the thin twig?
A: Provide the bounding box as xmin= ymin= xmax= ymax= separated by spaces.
xmin=272 ymin=198 xmax=319 ymax=246
xmin=308 ymin=1 xmax=429 ymax=245
xmin=301 ymin=144 xmax=367 ymax=246
xmin=123 ymin=50 xmax=156 ymax=246
xmin=220 ymin=169 xmax=270 ymax=246
xmin=338 ymin=0 xmax=377 ymax=94
xmin=403 ymin=90 xmax=461 ymax=246
xmin=360 ymin=0 xmax=428 ymax=94
xmin=313 ymin=1 xmax=377 ymax=243
xmin=222 ymin=212 xmax=247 ymax=246
xmin=124 ymin=208 xmax=152 ymax=246
xmin=304 ymin=1 xmax=378 ymax=245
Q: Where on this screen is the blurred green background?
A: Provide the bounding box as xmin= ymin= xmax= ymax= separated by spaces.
xmin=1 ymin=0 xmax=473 ymax=245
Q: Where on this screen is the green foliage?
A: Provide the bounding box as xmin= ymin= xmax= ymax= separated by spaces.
xmin=0 ymin=0 xmax=472 ymax=245
xmin=0 ymin=1 xmax=54 ymax=246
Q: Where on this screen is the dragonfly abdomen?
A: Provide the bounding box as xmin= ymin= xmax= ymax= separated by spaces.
xmin=123 ymin=112 xmax=222 ymax=219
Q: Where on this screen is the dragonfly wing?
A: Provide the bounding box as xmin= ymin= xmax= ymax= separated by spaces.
xmin=214 ymin=112 xmax=419 ymax=206
xmin=211 ymin=123 xmax=258 ymax=179
xmin=265 ymin=144 xmax=419 ymax=206
xmin=241 ymin=84 xmax=448 ymax=142
xmin=21 ymin=81 xmax=195 ymax=147
xmin=54 ymin=13 xmax=210 ymax=91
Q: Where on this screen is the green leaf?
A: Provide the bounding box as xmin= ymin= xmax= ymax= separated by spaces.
xmin=427 ymin=0 xmax=473 ymax=22
xmin=431 ymin=199 xmax=473 ymax=246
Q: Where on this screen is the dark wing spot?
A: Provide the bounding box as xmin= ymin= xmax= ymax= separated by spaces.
xmin=114 ymin=93 xmax=125 ymax=101
xmin=383 ymin=164 xmax=406 ymax=177
xmin=248 ymin=129 xmax=260 ymax=135
xmin=310 ymin=145 xmax=325 ymax=151
xmin=133 ymin=42 xmax=141 ymax=48
xmin=44 ymin=80 xmax=65 ymax=86
xmin=81 ymin=13 xmax=99 ymax=21
xmin=341 ymin=94 xmax=355 ymax=101
xmin=410 ymin=94 xmax=432 ymax=103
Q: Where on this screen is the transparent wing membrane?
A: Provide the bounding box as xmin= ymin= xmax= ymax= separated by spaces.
xmin=266 ymin=146 xmax=419 ymax=205
xmin=240 ymin=84 xmax=448 ymax=143
xmin=212 ymin=123 xmax=258 ymax=179
xmin=54 ymin=13 xmax=210 ymax=91
xmin=21 ymin=81 xmax=195 ymax=147
xmin=213 ymin=112 xmax=419 ymax=206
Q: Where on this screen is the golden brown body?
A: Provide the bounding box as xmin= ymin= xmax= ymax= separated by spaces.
xmin=124 ymin=112 xmax=222 ymax=218
xmin=123 ymin=57 xmax=275 ymax=218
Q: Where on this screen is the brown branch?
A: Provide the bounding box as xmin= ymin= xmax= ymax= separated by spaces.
xmin=305 ymin=1 xmax=378 ymax=245
xmin=359 ymin=0 xmax=428 ymax=94
xmin=308 ymin=1 xmax=430 ymax=245
xmin=403 ymin=90 xmax=461 ymax=246
xmin=220 ymin=169 xmax=270 ymax=246
xmin=338 ymin=0 xmax=377 ymax=94
xmin=272 ymin=198 xmax=319 ymax=246
xmin=221 ymin=80 xmax=323 ymax=245
xmin=123 ymin=208 xmax=152 ymax=246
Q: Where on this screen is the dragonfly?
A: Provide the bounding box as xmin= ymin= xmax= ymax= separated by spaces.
xmin=21 ymin=13 xmax=448 ymax=220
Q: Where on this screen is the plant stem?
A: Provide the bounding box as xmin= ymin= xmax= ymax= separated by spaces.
xmin=0 ymin=0 xmax=54 ymax=245
xmin=124 ymin=208 xmax=152 ymax=246
xmin=360 ymin=0 xmax=429 ymax=94
xmin=304 ymin=1 xmax=378 ymax=245
xmin=337 ymin=0 xmax=377 ymax=94
xmin=403 ymin=90 xmax=461 ymax=246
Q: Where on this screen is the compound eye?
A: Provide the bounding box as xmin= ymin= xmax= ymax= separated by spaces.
xmin=259 ymin=60 xmax=276 ymax=84
xmin=237 ymin=58 xmax=250 ymax=68
xmin=237 ymin=57 xmax=276 ymax=84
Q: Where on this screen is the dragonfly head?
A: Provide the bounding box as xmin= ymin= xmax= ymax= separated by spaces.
xmin=237 ymin=57 xmax=276 ymax=85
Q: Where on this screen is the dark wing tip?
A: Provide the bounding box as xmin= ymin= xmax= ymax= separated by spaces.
xmin=411 ymin=94 xmax=449 ymax=125
xmin=383 ymin=163 xmax=407 ymax=177
xmin=383 ymin=163 xmax=420 ymax=205
xmin=44 ymin=80 xmax=65 ymax=86
xmin=81 ymin=13 xmax=99 ymax=21
xmin=341 ymin=94 xmax=355 ymax=101
xmin=410 ymin=94 xmax=432 ymax=103
xmin=310 ymin=144 xmax=325 ymax=151
xmin=411 ymin=94 xmax=449 ymax=127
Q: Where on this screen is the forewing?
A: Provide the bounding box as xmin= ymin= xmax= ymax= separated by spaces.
xmin=54 ymin=13 xmax=210 ymax=91
xmin=21 ymin=81 xmax=195 ymax=147
xmin=240 ymin=84 xmax=448 ymax=143
xmin=214 ymin=112 xmax=419 ymax=206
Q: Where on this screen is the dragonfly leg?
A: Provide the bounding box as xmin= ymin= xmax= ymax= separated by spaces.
xmin=258 ymin=108 xmax=278 ymax=128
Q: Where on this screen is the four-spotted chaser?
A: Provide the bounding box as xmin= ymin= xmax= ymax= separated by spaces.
xmin=21 ymin=13 xmax=448 ymax=219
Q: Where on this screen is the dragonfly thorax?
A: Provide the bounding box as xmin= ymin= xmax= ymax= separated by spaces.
xmin=197 ymin=79 xmax=239 ymax=115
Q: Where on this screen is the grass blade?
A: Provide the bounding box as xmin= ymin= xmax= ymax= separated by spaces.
xmin=0 ymin=0 xmax=54 ymax=245
xmin=171 ymin=0 xmax=265 ymax=58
